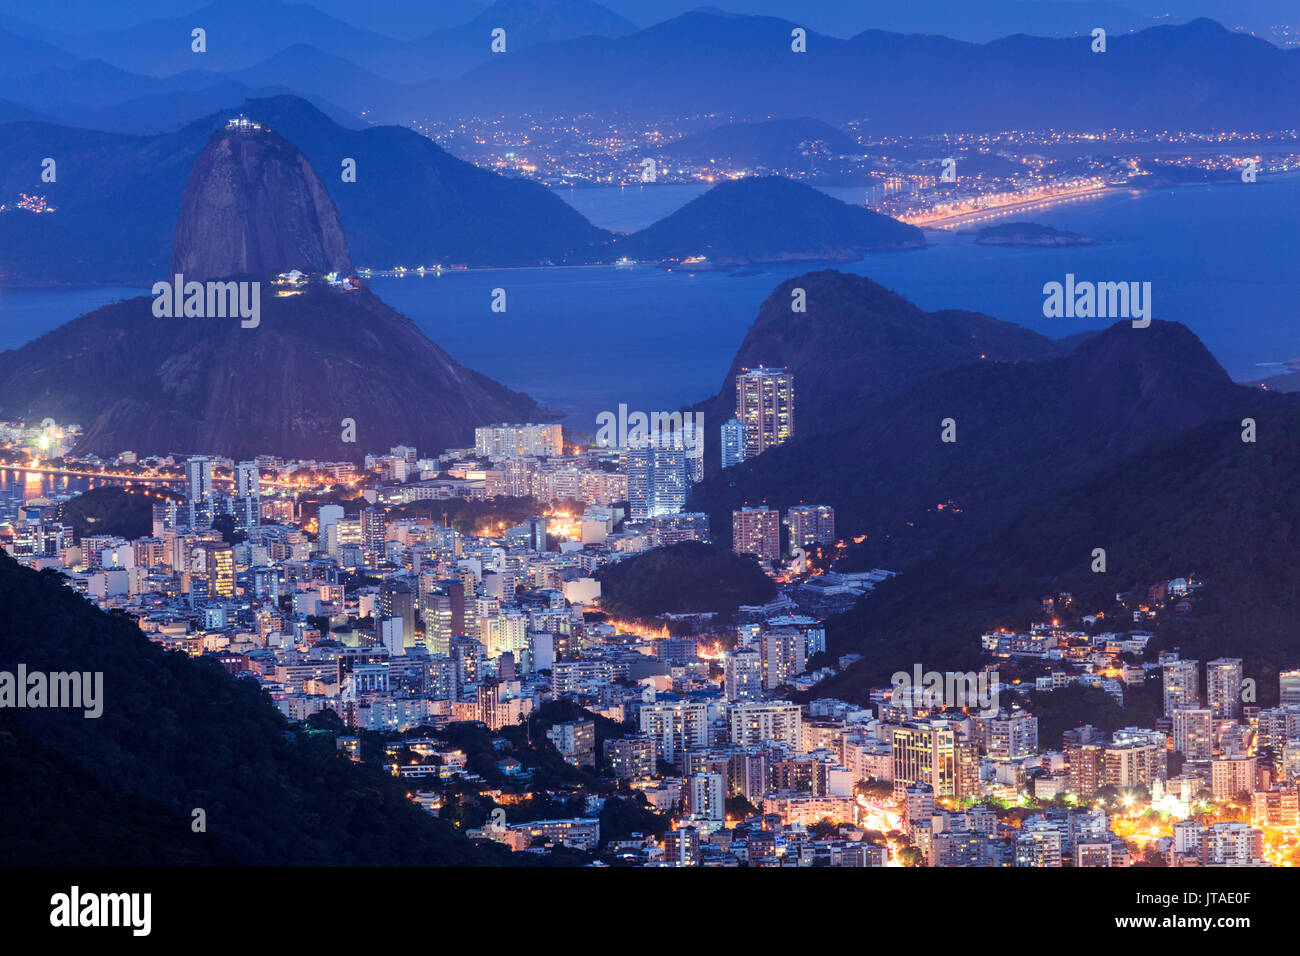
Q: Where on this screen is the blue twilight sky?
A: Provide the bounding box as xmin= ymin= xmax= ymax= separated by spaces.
xmin=0 ymin=0 xmax=1292 ymax=41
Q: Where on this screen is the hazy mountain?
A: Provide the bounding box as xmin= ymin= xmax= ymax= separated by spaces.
xmin=0 ymin=96 xmax=50 ymax=123
xmin=0 ymin=95 xmax=609 ymax=285
xmin=0 ymin=121 xmax=547 ymax=459
xmin=0 ymin=25 xmax=76 ymax=77
xmin=619 ymin=177 xmax=924 ymax=265
xmin=658 ymin=117 xmax=859 ymax=169
xmin=52 ymin=0 xmax=408 ymax=77
xmin=0 ymin=0 xmax=636 ymax=85
xmin=589 ymin=0 xmax=1156 ymax=41
xmin=309 ymin=0 xmax=489 ymax=38
xmin=0 ymin=58 xmax=217 ymax=110
xmin=0 ymin=55 xmax=365 ymax=132
xmin=742 ymin=0 xmax=1152 ymax=42
xmin=63 ymin=83 xmax=362 ymax=135
xmin=436 ymin=14 xmax=1300 ymax=131
xmin=222 ymin=44 xmax=405 ymax=116
xmin=5 ymin=12 xmax=1285 ymax=133
xmin=380 ymin=0 xmax=639 ymax=81
xmin=0 ymin=2 xmax=483 ymax=39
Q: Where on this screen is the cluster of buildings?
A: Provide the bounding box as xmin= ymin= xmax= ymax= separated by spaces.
xmin=4 ymin=408 xmax=1296 ymax=867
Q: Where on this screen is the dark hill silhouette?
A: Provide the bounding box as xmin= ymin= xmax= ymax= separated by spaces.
xmin=658 ymin=117 xmax=858 ymax=169
xmin=0 ymin=550 xmax=502 ymax=865
xmin=814 ymin=395 xmax=1300 ymax=700
xmin=688 ymin=282 xmax=1273 ymax=568
xmin=691 ymin=269 xmax=1071 ymax=463
xmin=0 ymin=284 xmax=544 ymax=460
xmin=620 ymin=177 xmax=923 ymax=267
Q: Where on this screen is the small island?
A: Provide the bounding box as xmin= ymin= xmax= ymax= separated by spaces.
xmin=973 ymin=221 xmax=1099 ymax=247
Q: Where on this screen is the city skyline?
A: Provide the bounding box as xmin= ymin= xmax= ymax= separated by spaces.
xmin=0 ymin=0 xmax=1293 ymax=938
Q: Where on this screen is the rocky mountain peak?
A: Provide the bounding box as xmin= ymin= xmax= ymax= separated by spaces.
xmin=169 ymin=118 xmax=352 ymax=280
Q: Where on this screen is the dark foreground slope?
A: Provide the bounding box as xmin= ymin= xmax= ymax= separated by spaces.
xmin=0 ymin=551 xmax=501 ymax=865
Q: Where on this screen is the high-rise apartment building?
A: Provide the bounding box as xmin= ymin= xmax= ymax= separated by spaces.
xmin=760 ymin=628 xmax=806 ymax=690
xmin=724 ymin=649 xmax=764 ymax=702
xmin=546 ymin=720 xmax=596 ymax=768
xmin=785 ymin=504 xmax=835 ymax=552
xmin=628 ymin=444 xmax=689 ymax=519
xmin=720 ymin=417 xmax=745 ymax=469
xmin=1206 ymin=658 xmax=1243 ymax=720
xmin=234 ymin=460 xmax=260 ymax=531
xmin=193 ymin=541 xmax=235 ymax=599
xmin=1281 ymin=670 xmax=1300 ymax=707
xmin=475 ymin=423 xmax=563 ymax=459
xmin=685 ymin=772 xmax=726 ymax=822
xmin=185 ymin=456 xmax=215 ymax=529
xmin=1162 ymin=658 xmax=1200 ymax=716
xmin=603 ymin=735 xmax=656 ymax=781
xmin=729 ymin=701 xmax=803 ymax=750
xmin=1102 ymin=736 xmax=1167 ymax=789
xmin=732 ymin=506 xmax=780 ymax=564
xmin=361 ymin=507 xmax=387 ymax=566
xmin=639 ymin=698 xmax=709 ymax=763
xmin=735 ymin=367 xmax=794 ymax=459
xmin=892 ymin=720 xmax=979 ymax=799
xmin=1172 ymin=708 xmax=1214 ymax=760
xmin=1211 ymin=757 xmax=1257 ymax=802
xmin=987 ymin=710 xmax=1039 ymax=761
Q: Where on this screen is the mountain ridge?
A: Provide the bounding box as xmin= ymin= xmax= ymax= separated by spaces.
xmin=686 ymin=270 xmax=1273 ymax=567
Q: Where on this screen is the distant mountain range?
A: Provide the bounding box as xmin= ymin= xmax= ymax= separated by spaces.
xmin=0 ymin=120 xmax=546 ymax=459
xmin=0 ymin=11 xmax=1294 ymax=133
xmin=0 ymin=0 xmax=636 ymax=83
xmin=436 ymin=14 xmax=1300 ymax=131
xmin=0 ymin=54 xmax=364 ymax=134
xmin=0 ymin=25 xmax=76 ymax=77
